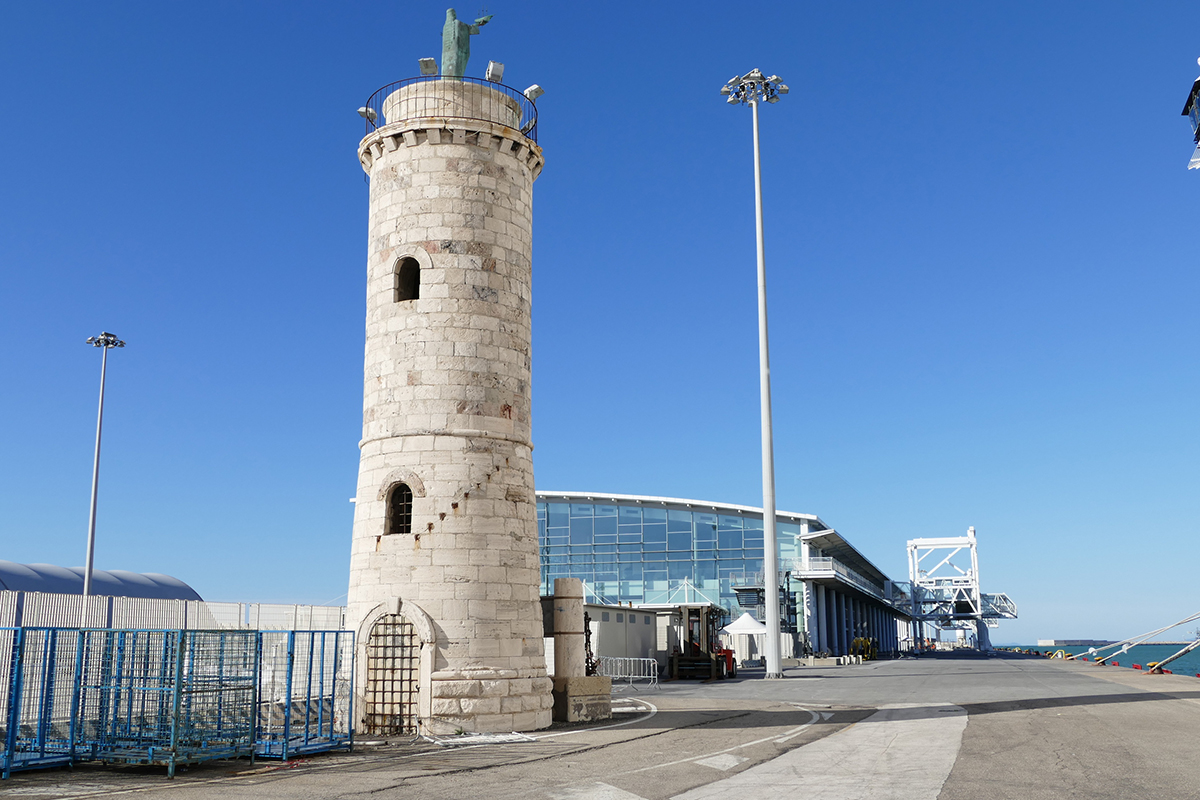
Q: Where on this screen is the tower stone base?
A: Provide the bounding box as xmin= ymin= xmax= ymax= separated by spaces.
xmin=431 ymin=669 xmax=553 ymax=733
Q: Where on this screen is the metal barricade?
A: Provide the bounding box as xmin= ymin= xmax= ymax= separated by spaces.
xmin=597 ymin=656 xmax=660 ymax=689
xmin=75 ymin=629 xmax=259 ymax=777
xmin=2 ymin=626 xmax=356 ymax=778
xmin=256 ymin=631 xmax=354 ymax=759
xmin=1 ymin=628 xmax=80 ymax=778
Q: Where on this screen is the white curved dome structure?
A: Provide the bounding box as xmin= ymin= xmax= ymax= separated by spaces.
xmin=0 ymin=561 xmax=202 ymax=601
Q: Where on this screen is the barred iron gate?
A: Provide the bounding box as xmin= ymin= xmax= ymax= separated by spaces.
xmin=363 ymin=615 xmax=419 ymax=735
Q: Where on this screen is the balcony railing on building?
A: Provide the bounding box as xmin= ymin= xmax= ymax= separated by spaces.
xmin=796 ymin=558 xmax=887 ymax=600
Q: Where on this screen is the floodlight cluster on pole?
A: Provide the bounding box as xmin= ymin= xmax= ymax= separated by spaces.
xmin=721 ymin=69 xmax=789 ymax=105
xmin=721 ymin=68 xmax=787 ymax=679
xmin=83 ymin=331 xmax=125 ymax=599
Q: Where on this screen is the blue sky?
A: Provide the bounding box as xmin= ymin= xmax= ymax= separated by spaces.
xmin=1 ymin=1 xmax=1197 ymax=643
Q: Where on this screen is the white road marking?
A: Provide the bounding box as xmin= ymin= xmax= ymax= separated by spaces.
xmin=672 ymin=703 xmax=968 ymax=800
xmin=534 ymin=699 xmax=658 ymax=739
xmin=546 ymin=782 xmax=649 ymax=800
xmin=621 ymin=706 xmax=820 ymax=775
xmin=693 ymin=754 xmax=747 ymax=771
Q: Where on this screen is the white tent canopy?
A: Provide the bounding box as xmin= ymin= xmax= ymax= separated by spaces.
xmin=722 ymin=612 xmax=768 ymax=635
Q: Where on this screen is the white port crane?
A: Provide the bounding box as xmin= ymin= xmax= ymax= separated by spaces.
xmin=895 ymin=527 xmax=1016 ymax=652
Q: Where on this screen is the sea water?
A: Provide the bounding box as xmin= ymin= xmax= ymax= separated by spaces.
xmin=1016 ymin=642 xmax=1200 ymax=677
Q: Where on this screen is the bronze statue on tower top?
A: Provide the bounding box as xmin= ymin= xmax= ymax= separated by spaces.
xmin=441 ymin=8 xmax=492 ymax=78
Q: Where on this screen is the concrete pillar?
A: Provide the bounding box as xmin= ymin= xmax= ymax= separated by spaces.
xmin=840 ymin=592 xmax=849 ymax=652
xmin=828 ymin=587 xmax=836 ymax=654
xmin=813 ymin=583 xmax=823 ymax=654
xmin=850 ymin=597 xmax=858 ymax=649
xmin=828 ymin=590 xmax=837 ymax=656
xmin=845 ymin=596 xmax=852 ymax=652
xmin=550 ymin=577 xmax=611 ymax=723
xmin=553 ymin=578 xmax=585 ymax=678
xmin=831 ymin=589 xmax=839 ymax=654
xmin=852 ymin=598 xmax=859 ymax=651
xmin=347 ymin=77 xmax=552 ymax=734
xmin=849 ymin=597 xmax=859 ymax=652
xmin=847 ymin=595 xmax=855 ymax=655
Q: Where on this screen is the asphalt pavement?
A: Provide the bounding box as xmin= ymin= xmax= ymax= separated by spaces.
xmin=7 ymin=653 xmax=1200 ymax=800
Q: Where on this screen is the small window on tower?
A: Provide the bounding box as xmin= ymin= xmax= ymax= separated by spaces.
xmin=395 ymin=257 xmax=420 ymax=302
xmin=386 ymin=483 xmax=413 ymax=534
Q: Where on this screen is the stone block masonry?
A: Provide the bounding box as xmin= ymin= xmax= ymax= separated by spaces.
xmin=347 ymin=79 xmax=551 ymax=734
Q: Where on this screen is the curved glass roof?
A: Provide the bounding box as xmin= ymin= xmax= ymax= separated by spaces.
xmin=0 ymin=561 xmax=203 ymax=601
xmin=535 ymin=491 xmax=829 ymax=529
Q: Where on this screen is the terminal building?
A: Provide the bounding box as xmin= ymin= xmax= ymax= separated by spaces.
xmin=535 ymin=492 xmax=910 ymax=657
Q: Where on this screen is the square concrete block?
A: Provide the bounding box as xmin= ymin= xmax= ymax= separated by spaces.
xmin=551 ymin=676 xmax=612 ymax=723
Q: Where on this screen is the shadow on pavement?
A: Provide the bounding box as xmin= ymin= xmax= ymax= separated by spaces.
xmin=828 ymin=690 xmax=1200 ymax=725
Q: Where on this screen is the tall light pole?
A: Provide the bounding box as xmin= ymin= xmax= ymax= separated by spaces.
xmin=722 ymin=69 xmax=789 ymax=679
xmin=83 ymin=331 xmax=125 ymax=598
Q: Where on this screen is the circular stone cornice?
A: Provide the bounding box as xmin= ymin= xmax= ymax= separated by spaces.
xmin=358 ymin=118 xmax=544 ymax=178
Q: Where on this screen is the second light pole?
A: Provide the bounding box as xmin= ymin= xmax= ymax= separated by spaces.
xmin=722 ymin=68 xmax=788 ymax=679
xmin=83 ymin=331 xmax=125 ymax=599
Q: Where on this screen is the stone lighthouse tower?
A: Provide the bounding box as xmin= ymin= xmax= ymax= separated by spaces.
xmin=346 ymin=14 xmax=552 ymax=734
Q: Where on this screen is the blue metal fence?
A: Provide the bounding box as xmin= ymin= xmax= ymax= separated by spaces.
xmin=74 ymin=629 xmax=259 ymax=777
xmin=2 ymin=628 xmax=79 ymax=778
xmin=1 ymin=627 xmax=354 ymax=779
xmin=256 ymin=631 xmax=353 ymax=759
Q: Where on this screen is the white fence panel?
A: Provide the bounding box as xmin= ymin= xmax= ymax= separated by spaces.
xmin=598 ymin=656 xmax=659 ymax=689
xmin=0 ymin=591 xmax=344 ymax=631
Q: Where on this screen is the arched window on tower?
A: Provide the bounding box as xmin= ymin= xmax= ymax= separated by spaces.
xmin=386 ymin=483 xmax=413 ymax=534
xmin=395 ymin=257 xmax=420 ymax=302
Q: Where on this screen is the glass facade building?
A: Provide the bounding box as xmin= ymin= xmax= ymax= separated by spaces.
xmin=536 ymin=493 xmax=823 ymax=620
xmin=536 ymin=492 xmax=910 ymax=657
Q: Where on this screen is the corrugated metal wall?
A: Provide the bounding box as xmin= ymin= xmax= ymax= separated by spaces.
xmin=0 ymin=591 xmax=345 ymax=631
